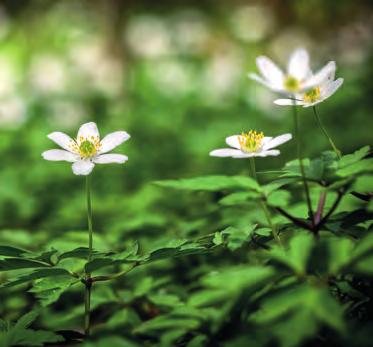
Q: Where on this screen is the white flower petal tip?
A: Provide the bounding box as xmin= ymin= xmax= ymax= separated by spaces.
xmin=42 ymin=149 xmax=78 ymax=162
xmin=99 ymin=131 xmax=131 ymax=154
xmin=43 ymin=122 xmax=130 ymax=175
xmin=263 ymin=134 xmax=292 ymax=150
xmin=93 ymin=154 xmax=128 ymax=164
xmin=72 ymin=160 xmax=95 ymax=176
xmin=274 ymin=99 xmax=304 ymax=106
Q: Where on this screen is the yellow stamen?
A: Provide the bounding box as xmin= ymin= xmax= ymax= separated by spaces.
xmin=303 ymin=87 xmax=321 ymax=103
xmin=238 ymin=130 xmax=264 ymax=153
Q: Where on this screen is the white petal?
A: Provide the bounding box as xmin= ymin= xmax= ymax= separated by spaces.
xmin=248 ymin=73 xmax=275 ymax=90
xmin=288 ymin=48 xmax=310 ymax=80
xmin=77 ymin=122 xmax=100 ymax=143
xmin=209 ymin=148 xmax=243 ymax=157
xmin=302 ymin=61 xmax=336 ymax=90
xmin=42 ymin=149 xmax=78 ymax=162
xmin=274 ymin=98 xmax=304 ymax=106
xmin=93 ymin=154 xmax=128 ymax=164
xmin=255 ymin=150 xmax=280 ymax=157
xmin=99 ymin=131 xmax=130 ymax=154
xmin=47 ymin=132 xmax=77 ymax=152
xmin=72 ymin=160 xmax=95 ymax=176
xmin=263 ymin=134 xmax=292 ymax=150
xmin=256 ymin=56 xmax=284 ymax=87
xmin=321 ymin=78 xmax=343 ymax=100
xmin=225 ymin=135 xmax=241 ymax=149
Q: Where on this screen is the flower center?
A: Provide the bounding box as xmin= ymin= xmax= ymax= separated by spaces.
xmin=238 ymin=130 xmax=264 ymax=153
xmin=303 ymin=87 xmax=321 ymax=103
xmin=79 ymin=139 xmax=97 ymax=158
xmin=283 ymin=75 xmax=300 ymax=92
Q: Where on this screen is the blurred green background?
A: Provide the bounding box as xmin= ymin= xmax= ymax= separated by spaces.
xmin=0 ymin=0 xmax=372 ymax=266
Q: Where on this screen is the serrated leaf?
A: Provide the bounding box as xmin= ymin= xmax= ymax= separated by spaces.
xmin=339 ymin=146 xmax=370 ymax=168
xmin=337 ymin=158 xmax=373 ymax=177
xmin=0 ymin=268 xmax=72 ymax=288
xmin=267 ymin=190 xmax=291 ymax=208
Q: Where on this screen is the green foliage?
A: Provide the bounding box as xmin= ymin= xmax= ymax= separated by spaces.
xmin=0 ymin=311 xmax=63 ymax=346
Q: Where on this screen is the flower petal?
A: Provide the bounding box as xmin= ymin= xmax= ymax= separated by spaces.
xmin=302 ymin=61 xmax=336 ymax=90
xmin=209 ymin=148 xmax=243 ymax=157
xmin=42 ymin=149 xmax=78 ymax=162
xmin=225 ymin=135 xmax=241 ymax=149
xmin=256 ymin=56 xmax=284 ymax=87
xmin=248 ymin=73 xmax=275 ymax=90
xmin=99 ymin=131 xmax=130 ymax=154
xmin=263 ymin=134 xmax=292 ymax=150
xmin=47 ymin=132 xmax=77 ymax=153
xmin=288 ymin=48 xmax=310 ymax=80
xmin=72 ymin=160 xmax=95 ymax=176
xmin=274 ymin=98 xmax=304 ymax=106
xmin=93 ymin=154 xmax=128 ymax=164
xmin=321 ymin=78 xmax=343 ymax=100
xmin=77 ymin=122 xmax=100 ymax=143
xmin=256 ymin=149 xmax=280 ymax=157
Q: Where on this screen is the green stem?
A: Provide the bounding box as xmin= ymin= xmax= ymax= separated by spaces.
xmin=84 ymin=175 xmax=93 ymax=336
xmin=292 ymin=101 xmax=314 ymax=226
xmin=249 ymin=158 xmax=282 ymax=247
xmin=312 ymin=106 xmax=341 ymax=159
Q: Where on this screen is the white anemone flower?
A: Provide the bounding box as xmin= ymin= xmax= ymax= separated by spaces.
xmin=248 ymin=48 xmax=336 ymax=95
xmin=210 ymin=130 xmax=292 ymax=158
xmin=42 ymin=122 xmax=130 ymax=175
xmin=274 ymin=68 xmax=344 ymax=107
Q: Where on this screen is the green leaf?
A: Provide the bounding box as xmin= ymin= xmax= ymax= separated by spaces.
xmin=267 ymin=233 xmax=314 ymax=274
xmin=0 ymin=258 xmax=50 ymax=271
xmin=337 ymin=158 xmax=373 ymax=177
xmin=221 ymin=225 xmax=257 ymax=250
xmin=0 ymin=245 xmax=30 ymax=257
xmin=252 ymin=285 xmax=344 ymax=347
xmin=0 ymin=268 xmax=72 ymax=288
xmin=267 ymin=190 xmax=291 ymax=208
xmin=219 ymin=191 xmax=259 ymax=206
xmin=353 ymin=175 xmax=373 ymax=192
xmin=339 ymin=146 xmax=370 ymax=168
xmin=155 ymin=175 xmax=260 ymax=192
xmin=29 ymin=276 xmax=79 ymax=307
xmin=2 ymin=310 xmax=64 ymax=347
xmin=189 ymin=266 xmax=274 ymax=307
xmin=327 ymin=237 xmax=354 ymax=274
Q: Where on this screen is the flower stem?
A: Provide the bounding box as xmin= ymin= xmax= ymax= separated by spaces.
xmin=249 ymin=158 xmax=282 ymax=247
xmin=312 ymin=106 xmax=341 ymax=159
xmin=292 ymin=101 xmax=314 ymax=226
xmin=84 ymin=175 xmax=93 ymax=336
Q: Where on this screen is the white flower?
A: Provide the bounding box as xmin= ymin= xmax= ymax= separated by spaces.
xmin=42 ymin=122 xmax=130 ymax=175
xmin=248 ymin=48 xmax=336 ymax=95
xmin=210 ymin=130 xmax=292 ymax=158
xmin=274 ymin=69 xmax=344 ymax=107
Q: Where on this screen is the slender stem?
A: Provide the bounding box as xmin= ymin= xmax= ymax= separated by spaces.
xmin=249 ymin=158 xmax=282 ymax=247
xmin=292 ymin=101 xmax=314 ymax=226
xmin=312 ymin=106 xmax=341 ymax=159
xmin=314 ymin=190 xmax=327 ymax=225
xmin=317 ymin=188 xmax=345 ymax=230
xmin=275 ymin=207 xmax=313 ymax=231
xmin=84 ymin=175 xmax=93 ymax=336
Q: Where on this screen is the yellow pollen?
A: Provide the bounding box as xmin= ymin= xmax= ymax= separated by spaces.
xmin=238 ymin=130 xmax=264 ymax=153
xmin=284 ymin=75 xmax=300 ymax=92
xmin=303 ymin=87 xmax=321 ymax=103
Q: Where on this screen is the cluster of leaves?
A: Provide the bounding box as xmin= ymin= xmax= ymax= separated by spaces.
xmin=1 ymin=146 xmax=372 ymax=346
